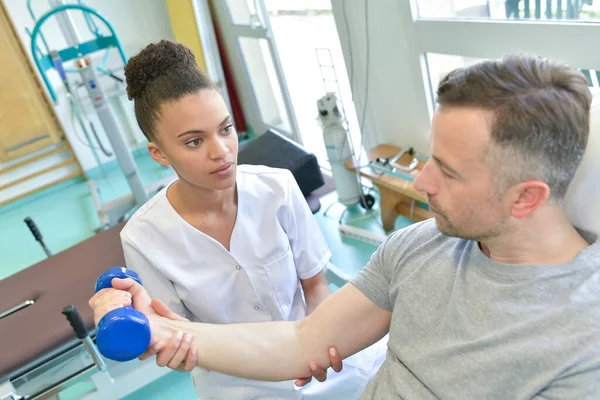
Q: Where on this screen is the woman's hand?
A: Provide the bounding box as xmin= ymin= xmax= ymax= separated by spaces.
xmin=138 ymin=298 xmax=198 ymax=372
xmin=294 ymin=345 xmax=343 ymax=387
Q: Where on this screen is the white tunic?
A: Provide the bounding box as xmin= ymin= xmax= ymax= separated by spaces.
xmin=120 ymin=165 xmax=385 ymax=399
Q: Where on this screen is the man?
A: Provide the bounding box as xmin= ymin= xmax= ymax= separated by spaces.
xmin=90 ymin=54 xmax=600 ymax=399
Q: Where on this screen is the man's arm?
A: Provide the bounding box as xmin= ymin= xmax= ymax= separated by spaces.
xmin=301 ymin=271 xmax=332 ymax=315
xmin=147 ymin=282 xmax=391 ymax=381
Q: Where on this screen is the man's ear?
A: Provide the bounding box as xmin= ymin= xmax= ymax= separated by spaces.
xmin=510 ymin=181 xmax=551 ymax=218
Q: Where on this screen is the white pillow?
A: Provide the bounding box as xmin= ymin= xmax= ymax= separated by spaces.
xmin=563 ymin=88 xmax=600 ymax=237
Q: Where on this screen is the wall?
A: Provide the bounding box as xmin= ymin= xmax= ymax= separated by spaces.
xmin=330 ymin=0 xmax=432 ymax=155
xmin=166 ymin=0 xmax=207 ymax=72
xmin=1 ymin=0 xmax=174 ymax=204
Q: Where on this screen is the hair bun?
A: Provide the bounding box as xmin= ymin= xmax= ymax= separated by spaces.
xmin=124 ymin=40 xmax=198 ymax=100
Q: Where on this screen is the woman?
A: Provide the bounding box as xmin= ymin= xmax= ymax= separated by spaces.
xmin=95 ymin=40 xmax=385 ymax=399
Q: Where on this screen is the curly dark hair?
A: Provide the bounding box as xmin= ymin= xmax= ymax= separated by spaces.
xmin=124 ymin=40 xmax=214 ymax=141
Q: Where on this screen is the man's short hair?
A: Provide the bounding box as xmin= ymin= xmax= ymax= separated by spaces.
xmin=436 ymin=54 xmax=591 ymax=202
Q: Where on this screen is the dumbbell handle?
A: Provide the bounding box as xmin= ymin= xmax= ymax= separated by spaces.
xmin=95 ymin=266 xmax=143 ymax=292
xmin=62 ymin=305 xmax=108 ymax=372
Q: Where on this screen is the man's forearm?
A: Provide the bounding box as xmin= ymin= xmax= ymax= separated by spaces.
xmin=149 ymin=315 xmax=331 ymax=381
xmin=146 ymin=285 xmax=392 ymax=382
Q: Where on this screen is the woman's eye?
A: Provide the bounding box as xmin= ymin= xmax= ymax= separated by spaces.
xmin=186 ymin=139 xmax=202 ymax=148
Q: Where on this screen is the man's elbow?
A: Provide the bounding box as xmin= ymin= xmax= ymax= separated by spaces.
xmin=295 ymin=315 xmax=332 ymax=369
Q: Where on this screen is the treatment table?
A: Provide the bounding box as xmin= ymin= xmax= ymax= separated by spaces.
xmin=0 ymin=223 xmax=170 ymax=400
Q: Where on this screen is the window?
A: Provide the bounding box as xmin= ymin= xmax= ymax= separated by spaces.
xmin=426 ymin=54 xmax=484 ymax=106
xmin=333 ymin=1 xmax=600 ymax=153
xmin=266 ymin=1 xmax=360 ymax=167
xmin=410 ymin=1 xmax=600 ymax=121
xmin=426 ymin=52 xmax=600 ymax=112
xmin=417 ymin=0 xmax=599 ymax=22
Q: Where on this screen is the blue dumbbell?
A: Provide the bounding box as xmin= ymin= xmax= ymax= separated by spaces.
xmin=94 ymin=266 xmax=151 ymax=362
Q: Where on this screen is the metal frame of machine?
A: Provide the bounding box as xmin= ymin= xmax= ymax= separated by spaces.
xmin=30 ymin=1 xmax=173 ymax=229
xmin=0 ymin=217 xmax=171 ymax=400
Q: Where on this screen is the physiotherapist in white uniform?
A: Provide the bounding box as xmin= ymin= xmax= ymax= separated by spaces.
xmin=95 ymin=40 xmax=386 ymax=399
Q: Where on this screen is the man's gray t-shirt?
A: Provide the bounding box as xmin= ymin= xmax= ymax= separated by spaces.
xmin=352 ymin=219 xmax=600 ymax=399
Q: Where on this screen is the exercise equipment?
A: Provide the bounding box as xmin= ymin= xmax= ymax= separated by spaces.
xmin=318 ymin=92 xmax=363 ymax=208
xmin=338 ymin=224 xmax=387 ymax=247
xmin=62 ymin=305 xmax=108 ymax=373
xmin=318 ymin=92 xmax=375 ymax=223
xmin=29 ymin=0 xmax=174 ymax=229
xmin=24 ymin=217 xmax=52 ymax=258
xmin=94 ymin=267 xmax=151 ymax=362
xmin=368 ymin=147 xmax=429 ymax=182
xmin=238 ymin=129 xmax=325 ymax=213
xmin=1 ymin=223 xmax=170 ymax=400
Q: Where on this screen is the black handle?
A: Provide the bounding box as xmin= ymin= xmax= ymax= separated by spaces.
xmin=62 ymin=305 xmax=89 ymax=340
xmin=24 ymin=217 xmax=43 ymax=242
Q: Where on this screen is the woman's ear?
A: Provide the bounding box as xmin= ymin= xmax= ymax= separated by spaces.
xmin=148 ymin=142 xmax=170 ymax=167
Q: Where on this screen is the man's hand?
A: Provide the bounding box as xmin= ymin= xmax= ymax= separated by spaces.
xmin=88 ymin=277 xmax=154 ymax=325
xmin=88 ymin=278 xmax=185 ymax=353
xmin=294 ymin=346 xmax=343 ymax=387
xmin=88 ymin=285 xmax=133 ymax=326
xmin=89 ymin=280 xmax=197 ymax=371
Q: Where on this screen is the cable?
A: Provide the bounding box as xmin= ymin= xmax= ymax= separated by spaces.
xmin=323 ymin=0 xmax=375 ymax=223
xmin=358 ymin=0 xmax=371 ymax=154
xmin=342 ymin=0 xmax=354 ymax=97
xmin=343 ymin=208 xmax=378 ymax=224
xmin=73 ymin=83 xmax=115 ymax=157
xmin=89 ymin=122 xmax=113 ymax=157
xmin=69 ymin=85 xmax=115 ymax=158
xmin=69 ymin=94 xmax=109 ymax=177
xmin=329 ymin=0 xmax=372 ymax=222
xmin=338 ymin=0 xmax=357 ymax=165
xmin=69 ymin=96 xmax=102 ymax=152
xmin=350 ymin=0 xmax=372 ymax=215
